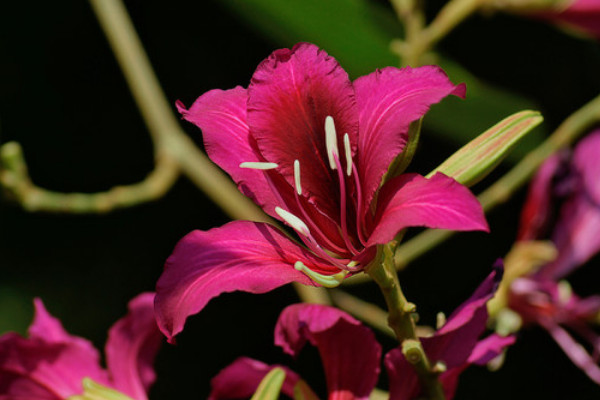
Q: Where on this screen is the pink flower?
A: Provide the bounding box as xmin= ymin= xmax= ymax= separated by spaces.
xmin=508 ymin=130 xmax=600 ymax=383
xmin=0 ymin=293 xmax=162 ymax=400
xmin=210 ymin=303 xmax=382 ymax=400
xmin=519 ymin=130 xmax=600 ymax=279
xmin=509 ymin=278 xmax=600 ymax=383
xmin=208 ymin=266 xmax=510 ymax=400
xmin=155 ymin=43 xmax=488 ymax=342
xmin=536 ymin=0 xmax=600 ymax=40
xmin=386 ymin=264 xmax=514 ymax=400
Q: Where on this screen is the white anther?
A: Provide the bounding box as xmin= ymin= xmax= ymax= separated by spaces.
xmin=436 ymin=312 xmax=447 ymax=330
xmin=239 ymin=162 xmax=278 ymax=170
xmin=294 ymin=261 xmax=348 ymax=288
xmin=294 ymin=159 xmax=302 ymax=196
xmin=325 ymin=116 xmax=339 ymax=170
xmin=343 ymin=133 xmax=352 ymax=176
xmin=275 ymin=207 xmax=310 ymax=236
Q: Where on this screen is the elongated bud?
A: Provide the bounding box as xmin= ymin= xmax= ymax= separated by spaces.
xmin=250 ymin=368 xmax=286 ymax=400
xmin=428 ymin=110 xmax=543 ymax=187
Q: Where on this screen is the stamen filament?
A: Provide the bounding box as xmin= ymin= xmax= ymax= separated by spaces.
xmin=343 ymin=133 xmax=352 ymax=177
xmin=240 ymin=159 xmax=349 ymax=265
xmin=291 ymin=187 xmax=349 ymax=255
xmin=325 ymin=116 xmax=339 ymax=170
xmin=239 ymin=162 xmax=278 ymax=170
xmin=333 ymin=153 xmax=360 ymax=255
xmin=294 ymin=261 xmax=348 ymax=288
xmin=352 ymin=163 xmax=368 ymax=247
xmin=294 ymin=159 xmax=302 ymax=195
xmin=275 ymin=207 xmax=310 ymax=237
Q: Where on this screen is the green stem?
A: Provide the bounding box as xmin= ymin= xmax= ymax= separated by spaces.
xmin=366 ymin=244 xmax=446 ymax=400
xmin=393 ymin=0 xmax=483 ymax=66
xmin=0 ymin=142 xmax=178 ymax=213
xmin=421 ymin=0 xmax=483 ymax=50
xmin=88 ymin=0 xmax=269 ymax=223
xmin=330 ymin=289 xmax=395 ymax=338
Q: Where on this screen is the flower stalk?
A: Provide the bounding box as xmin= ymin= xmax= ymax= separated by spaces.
xmin=366 ymin=243 xmax=446 ymax=400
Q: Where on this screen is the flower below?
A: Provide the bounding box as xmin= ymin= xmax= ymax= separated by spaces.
xmin=492 ymin=130 xmax=600 ymax=384
xmin=0 ymin=293 xmax=162 ymax=400
xmin=208 ymin=264 xmax=511 ymax=400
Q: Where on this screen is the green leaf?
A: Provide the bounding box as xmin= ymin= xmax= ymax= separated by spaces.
xmin=428 ymin=110 xmax=544 ymax=186
xmin=250 ymin=367 xmax=286 ymax=400
xmin=215 ymin=0 xmax=545 ymax=161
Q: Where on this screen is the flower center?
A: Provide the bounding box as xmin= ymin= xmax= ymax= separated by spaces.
xmin=239 ymin=115 xmax=368 ymax=275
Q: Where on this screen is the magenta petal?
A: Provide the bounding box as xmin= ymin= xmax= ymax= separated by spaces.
xmin=517 ymin=153 xmax=564 ymax=241
xmin=543 ymin=322 xmax=600 ymax=385
xmin=384 ymin=348 xmax=420 ymax=400
xmin=247 ymin=43 xmax=358 ymax=219
xmin=539 ymin=191 xmax=600 ymax=279
xmin=105 ymin=293 xmax=162 ymax=400
xmin=538 ymin=0 xmax=600 ymax=39
xmin=467 ymin=334 xmax=515 ymax=366
xmin=425 ymin=263 xmax=503 ymax=369
xmin=274 ymin=304 xmax=381 ymax=400
xmin=177 ymin=88 xmax=281 ymax=216
xmin=367 ymin=173 xmax=488 ymax=246
xmin=354 ymin=66 xmax=466 ymax=208
xmin=0 ymin=300 xmax=110 ymax=399
xmin=155 ymin=221 xmax=322 ymax=343
xmin=572 ymin=130 xmax=600 ymax=205
xmin=209 ymin=357 xmax=304 ymax=400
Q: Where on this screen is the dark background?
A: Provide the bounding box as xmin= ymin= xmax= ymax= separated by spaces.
xmin=1 ymin=0 xmax=600 ymax=398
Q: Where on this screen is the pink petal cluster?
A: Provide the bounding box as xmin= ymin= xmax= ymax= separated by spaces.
xmin=0 ymin=293 xmax=162 ymax=400
xmin=155 ymin=43 xmax=488 ymax=342
xmin=510 ymin=130 xmax=600 ymax=383
xmin=208 ymin=266 xmax=511 ymax=400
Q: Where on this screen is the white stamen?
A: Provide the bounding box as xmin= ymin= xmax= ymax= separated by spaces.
xmin=239 ymin=162 xmax=278 ymax=170
xmin=294 ymin=159 xmax=302 ymax=195
xmin=294 ymin=261 xmax=348 ymax=288
xmin=275 ymin=207 xmax=310 ymax=236
xmin=325 ymin=116 xmax=339 ymax=170
xmin=343 ymin=133 xmax=352 ymax=176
